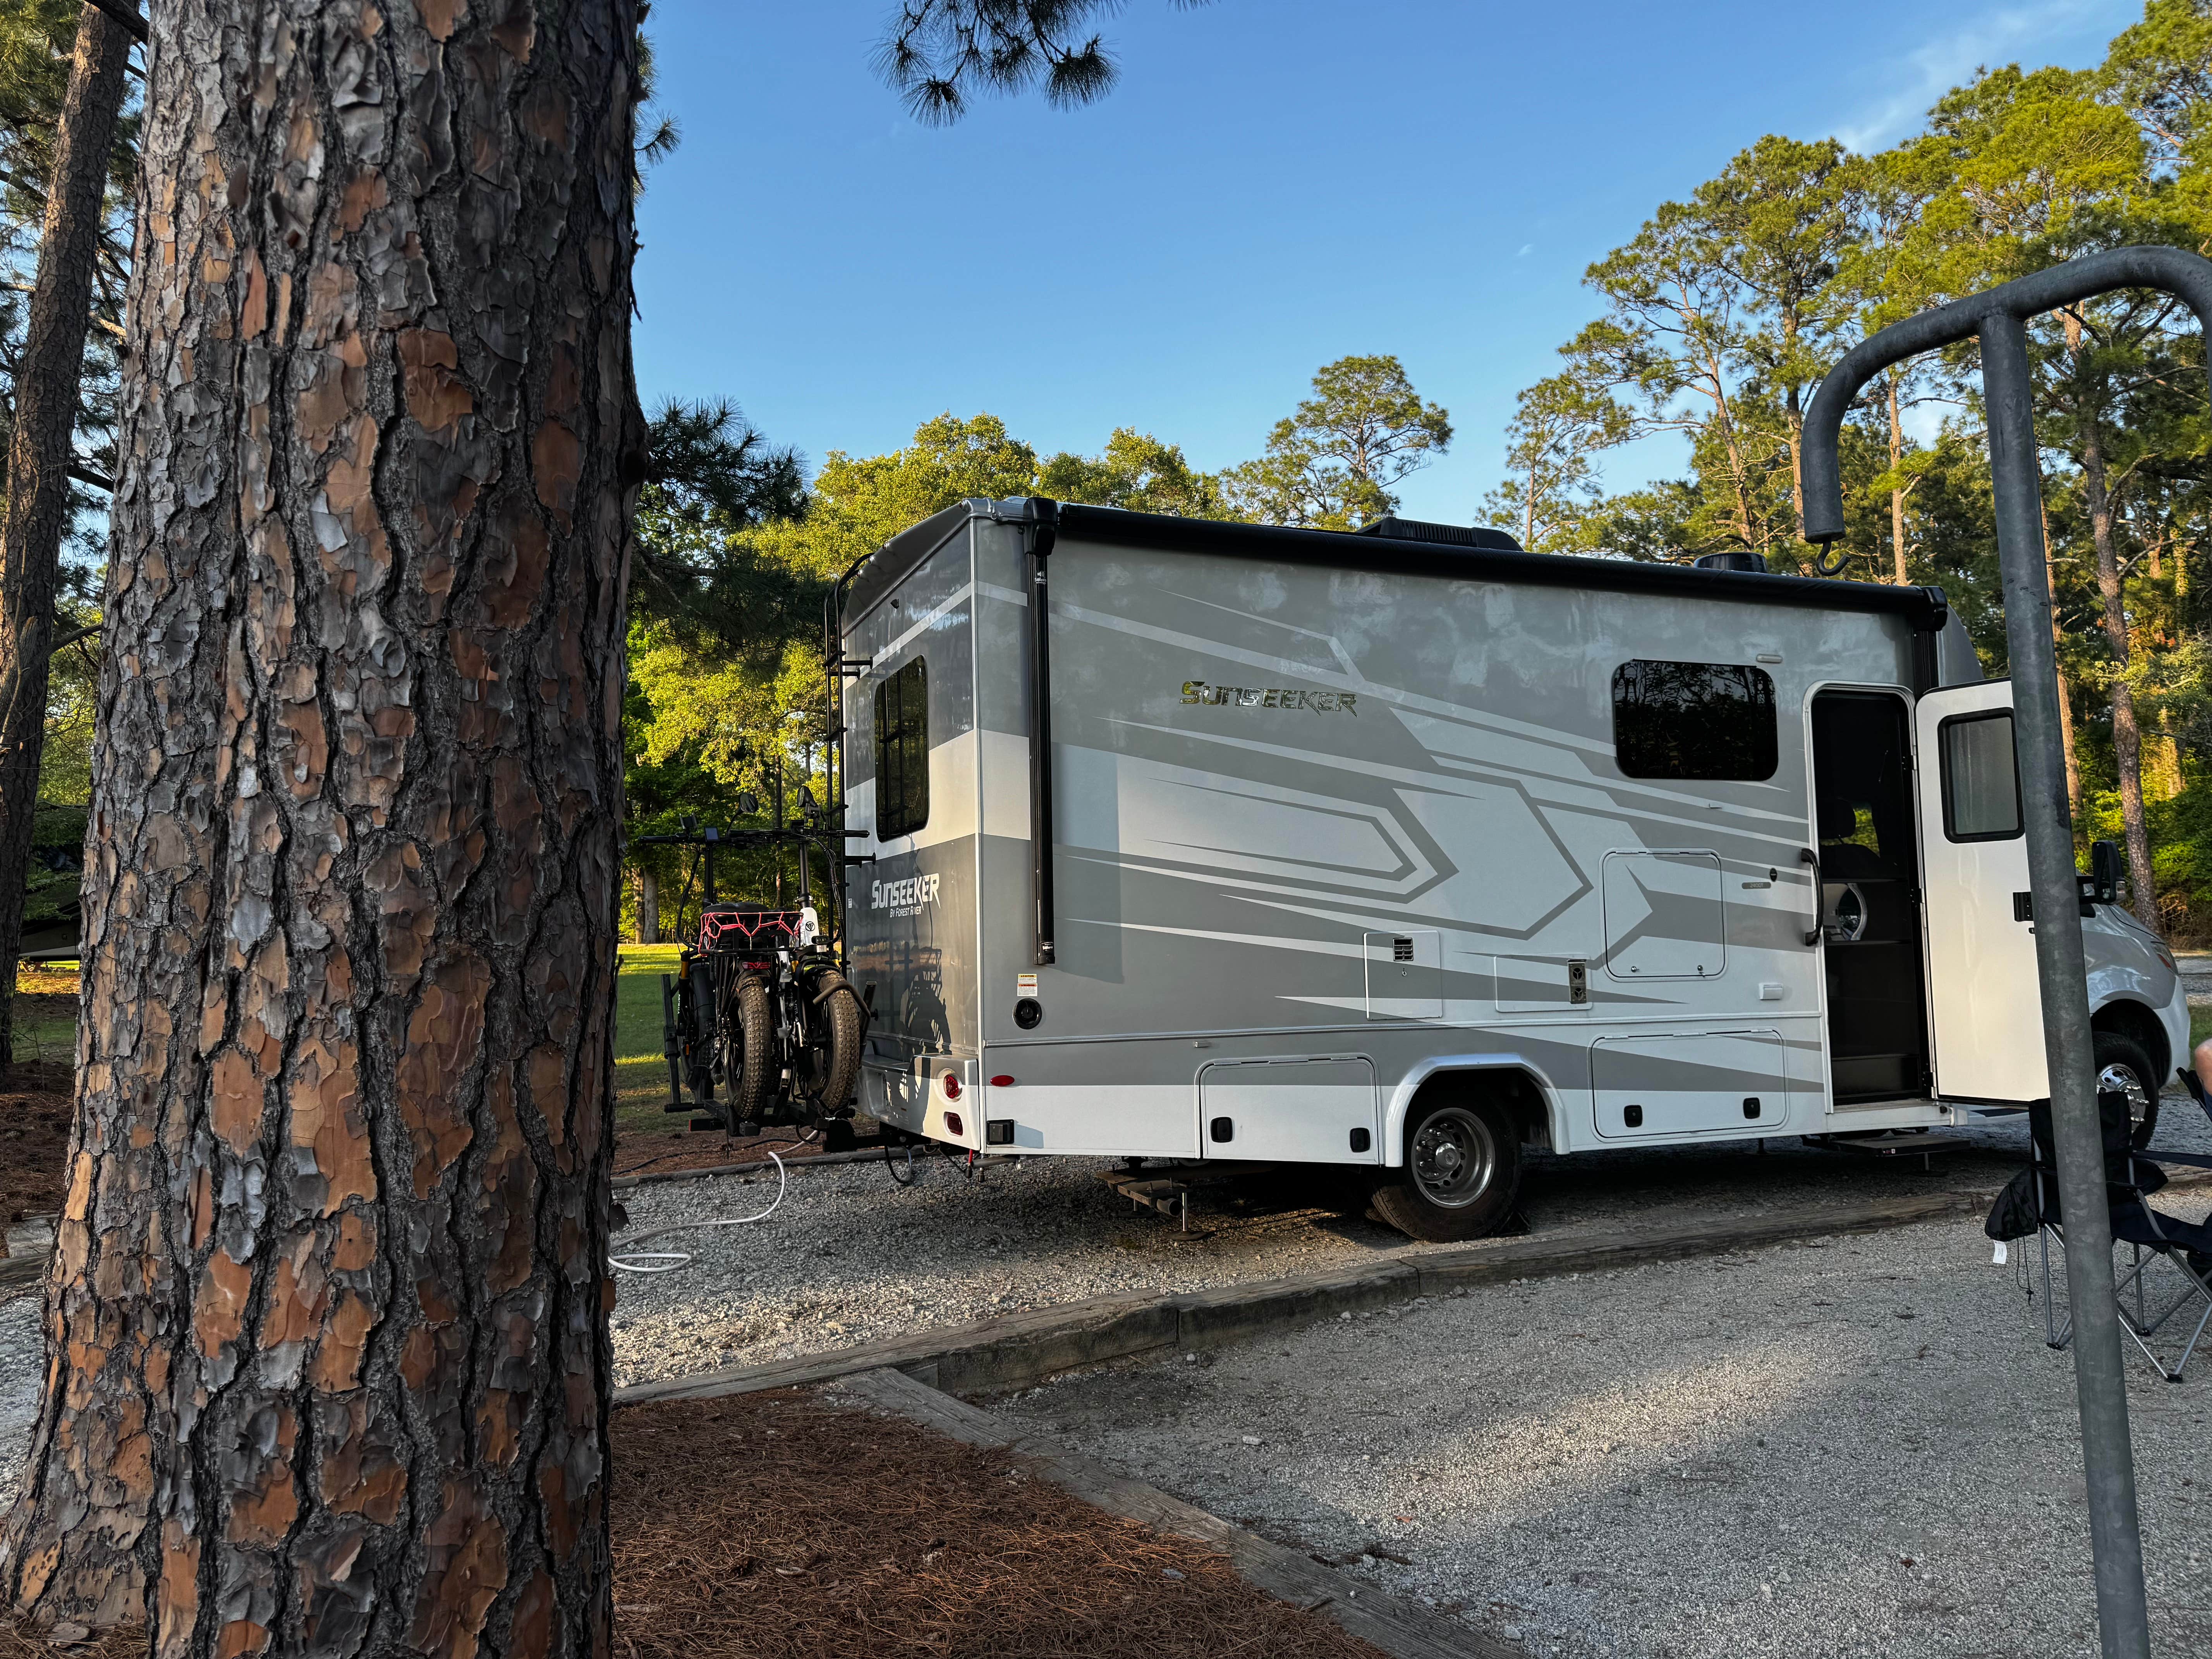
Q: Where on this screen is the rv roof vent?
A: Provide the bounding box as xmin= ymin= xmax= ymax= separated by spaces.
xmin=1692 ymin=550 xmax=1767 ymax=573
xmin=1353 ymin=516 xmax=1523 ymax=551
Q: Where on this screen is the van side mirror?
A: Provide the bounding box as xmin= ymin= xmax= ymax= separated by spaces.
xmin=2091 ymin=839 xmax=2123 ymax=905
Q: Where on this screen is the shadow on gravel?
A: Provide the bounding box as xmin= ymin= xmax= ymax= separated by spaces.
xmin=1003 ymin=1212 xmax=2212 ymax=1659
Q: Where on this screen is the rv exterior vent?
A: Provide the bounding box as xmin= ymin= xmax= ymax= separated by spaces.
xmin=1354 ymin=516 xmax=1523 ymax=551
xmin=1692 ymin=550 xmax=1768 ymax=573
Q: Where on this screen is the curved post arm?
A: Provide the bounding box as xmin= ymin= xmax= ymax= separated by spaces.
xmin=1802 ymin=244 xmax=2212 ymax=545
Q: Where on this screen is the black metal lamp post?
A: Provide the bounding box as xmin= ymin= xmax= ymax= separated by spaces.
xmin=1803 ymin=244 xmax=2212 ymax=1659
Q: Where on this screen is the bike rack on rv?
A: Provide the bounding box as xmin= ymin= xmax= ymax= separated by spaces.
xmin=637 ymin=815 xmax=871 ymax=1144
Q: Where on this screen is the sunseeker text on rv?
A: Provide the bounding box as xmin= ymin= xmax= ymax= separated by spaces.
xmin=1182 ymin=680 xmax=1358 ymax=713
xmin=871 ymin=873 xmax=940 ymax=917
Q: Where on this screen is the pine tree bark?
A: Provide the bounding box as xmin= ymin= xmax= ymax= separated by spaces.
xmin=636 ymin=867 xmax=657 ymax=946
xmin=1 ymin=1 xmax=643 ymax=1653
xmin=0 ymin=2 xmax=134 ymax=1070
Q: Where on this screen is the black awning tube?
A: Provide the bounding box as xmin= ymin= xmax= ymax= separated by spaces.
xmin=1026 ymin=498 xmax=1060 ymax=966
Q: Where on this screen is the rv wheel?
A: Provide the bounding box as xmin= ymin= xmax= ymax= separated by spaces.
xmin=1372 ymin=1098 xmax=1522 ymax=1243
xmin=2093 ymin=1029 xmax=2160 ymax=1150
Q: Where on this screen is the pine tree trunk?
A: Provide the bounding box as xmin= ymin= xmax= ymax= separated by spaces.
xmin=1 ymin=2 xmax=644 ymax=1652
xmin=2080 ymin=418 xmax=2159 ymax=931
xmin=2040 ymin=494 xmax=2082 ymax=821
xmin=638 ymin=868 xmax=658 ymax=946
xmin=0 ymin=3 xmax=133 ymax=1070
xmin=1784 ymin=381 xmax=1804 ymax=538
xmin=1886 ymin=370 xmax=1908 ymax=586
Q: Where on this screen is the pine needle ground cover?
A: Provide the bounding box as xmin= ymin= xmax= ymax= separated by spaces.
xmin=2 ymin=1390 xmax=1388 ymax=1656
xmin=609 ymin=1389 xmax=1389 ymax=1659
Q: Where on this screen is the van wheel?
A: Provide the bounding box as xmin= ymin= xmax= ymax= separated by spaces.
xmin=1372 ymin=1098 xmax=1522 ymax=1242
xmin=2094 ymin=1029 xmax=2160 ymax=1149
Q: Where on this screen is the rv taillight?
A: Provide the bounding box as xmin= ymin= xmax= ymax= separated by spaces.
xmin=941 ymin=1072 xmax=962 ymax=1100
xmin=944 ymin=1111 xmax=963 ymax=1137
xmin=989 ymin=1075 xmax=1014 ymax=1087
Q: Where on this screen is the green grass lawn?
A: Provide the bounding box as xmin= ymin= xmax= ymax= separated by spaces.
xmin=2191 ymin=1002 xmax=2212 ymax=1059
xmin=17 ymin=953 xmax=686 ymax=1137
xmin=613 ymin=944 xmax=684 ymax=1135
xmin=10 ymin=962 xmax=80 ymax=1068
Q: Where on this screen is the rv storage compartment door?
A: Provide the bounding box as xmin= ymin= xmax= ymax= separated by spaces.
xmin=1602 ymin=851 xmax=1726 ymax=981
xmin=1590 ymin=1029 xmax=1787 ymax=1139
xmin=1914 ymin=682 xmax=2045 ymax=1103
xmin=1365 ymin=930 xmax=1441 ymax=1020
xmin=1197 ymin=1057 xmax=1379 ymax=1164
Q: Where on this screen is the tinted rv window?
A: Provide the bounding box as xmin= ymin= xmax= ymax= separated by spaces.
xmin=872 ymin=657 xmax=929 ymax=840
xmin=1939 ymin=711 xmax=2021 ymax=841
xmin=1611 ymin=661 xmax=1778 ymax=780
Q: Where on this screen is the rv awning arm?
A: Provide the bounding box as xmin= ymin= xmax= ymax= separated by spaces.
xmin=1803 ymin=244 xmax=2212 ymax=1659
xmin=1024 ymin=497 xmax=1060 ymax=967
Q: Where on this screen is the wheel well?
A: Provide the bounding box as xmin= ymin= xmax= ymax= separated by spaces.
xmin=2092 ymin=998 xmax=2169 ymax=1084
xmin=1405 ymin=1068 xmax=1553 ymax=1153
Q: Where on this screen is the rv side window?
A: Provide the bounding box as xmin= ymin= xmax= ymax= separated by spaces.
xmin=1611 ymin=661 xmax=1778 ymax=781
xmin=872 ymin=657 xmax=930 ymax=840
xmin=1939 ymin=711 xmax=2021 ymax=841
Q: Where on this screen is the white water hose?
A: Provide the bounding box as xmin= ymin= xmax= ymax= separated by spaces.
xmin=607 ymin=1150 xmax=788 ymax=1275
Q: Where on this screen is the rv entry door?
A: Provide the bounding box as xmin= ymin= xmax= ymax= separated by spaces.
xmin=1914 ymin=681 xmax=2046 ymax=1103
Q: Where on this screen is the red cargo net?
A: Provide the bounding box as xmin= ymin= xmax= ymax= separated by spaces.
xmin=697 ymin=905 xmax=802 ymax=955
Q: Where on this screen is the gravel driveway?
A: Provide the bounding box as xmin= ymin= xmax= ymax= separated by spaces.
xmin=0 ymin=1293 xmax=41 ymax=1514
xmin=602 ymin=1099 xmax=2212 ymax=1391
xmin=5 ymin=1093 xmax=2209 ymax=1522
xmin=996 ymin=1200 xmax=2212 ymax=1659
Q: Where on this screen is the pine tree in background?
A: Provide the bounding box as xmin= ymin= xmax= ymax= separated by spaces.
xmin=0 ymin=0 xmax=136 ymax=1067
xmin=1222 ymin=355 xmax=1452 ymax=531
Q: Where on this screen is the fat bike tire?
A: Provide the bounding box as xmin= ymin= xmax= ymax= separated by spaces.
xmin=725 ymin=970 xmax=774 ymax=1125
xmin=797 ymin=967 xmax=865 ymax=1113
xmin=680 ymin=958 xmax=717 ymax=1108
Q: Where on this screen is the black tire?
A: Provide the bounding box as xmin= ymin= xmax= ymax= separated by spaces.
xmin=1371 ymin=1096 xmax=1522 ymax=1243
xmin=680 ymin=959 xmax=716 ymax=1106
xmin=794 ymin=966 xmax=865 ymax=1113
xmin=2094 ymin=1028 xmax=2160 ymax=1150
xmin=723 ymin=970 xmax=773 ymax=1125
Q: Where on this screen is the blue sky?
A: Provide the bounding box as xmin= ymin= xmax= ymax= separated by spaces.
xmin=634 ymin=0 xmax=2140 ymax=526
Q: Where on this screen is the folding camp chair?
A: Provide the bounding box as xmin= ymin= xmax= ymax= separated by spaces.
xmin=1986 ymin=1087 xmax=2212 ymax=1383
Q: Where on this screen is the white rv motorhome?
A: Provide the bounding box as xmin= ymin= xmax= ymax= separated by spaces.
xmin=833 ymin=500 xmax=2186 ymax=1240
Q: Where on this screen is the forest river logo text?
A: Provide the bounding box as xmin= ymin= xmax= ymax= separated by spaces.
xmin=871 ymin=873 xmax=941 ymax=917
xmin=1182 ymin=681 xmax=1357 ymax=713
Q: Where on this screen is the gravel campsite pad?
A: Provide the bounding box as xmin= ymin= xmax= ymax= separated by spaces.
xmin=996 ymin=1202 xmax=2212 ymax=1659
xmin=603 ymin=1105 xmax=2212 ymax=1390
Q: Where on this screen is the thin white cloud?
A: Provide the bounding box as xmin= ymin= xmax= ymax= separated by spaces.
xmin=1830 ymin=0 xmax=2124 ymax=153
xmin=1517 ymin=243 xmax=1534 ymax=256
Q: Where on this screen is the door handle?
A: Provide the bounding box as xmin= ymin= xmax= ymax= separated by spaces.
xmin=1800 ymin=847 xmax=1822 ymax=946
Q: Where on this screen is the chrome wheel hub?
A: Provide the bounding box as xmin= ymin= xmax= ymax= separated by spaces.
xmin=2099 ymin=1061 xmax=2151 ymax=1126
xmin=1411 ymin=1107 xmax=1496 ymax=1209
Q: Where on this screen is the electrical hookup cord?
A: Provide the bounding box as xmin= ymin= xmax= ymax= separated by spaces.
xmin=607 ymin=1150 xmax=789 ymax=1275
